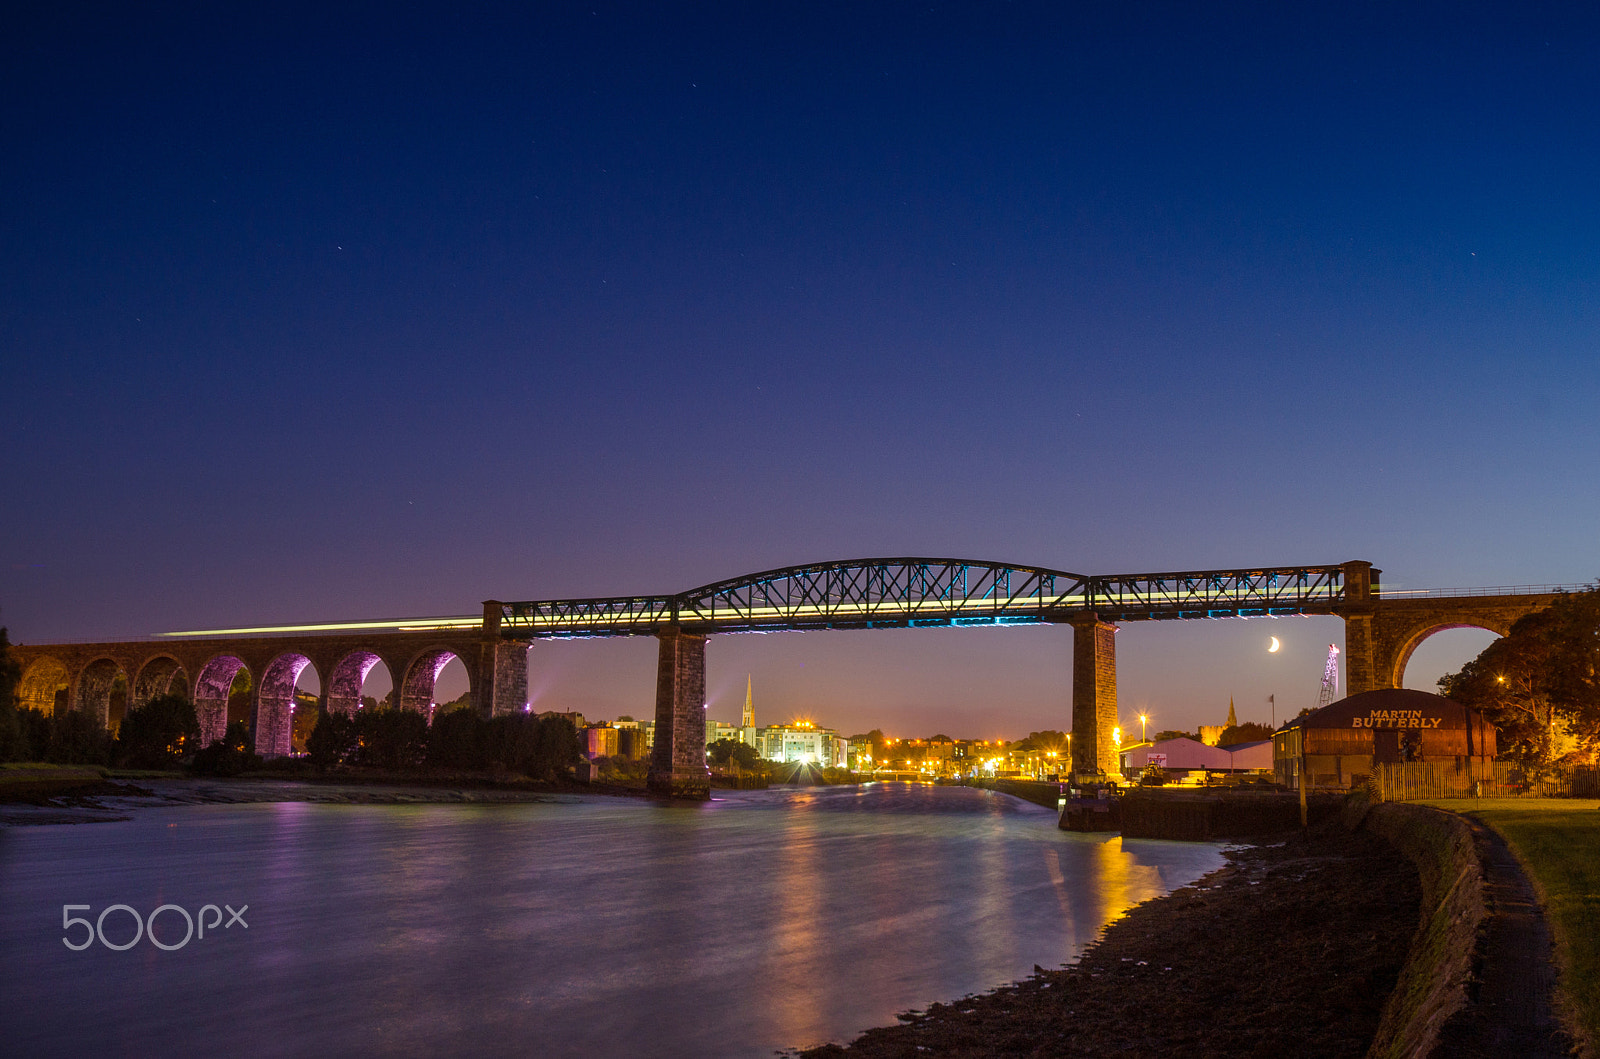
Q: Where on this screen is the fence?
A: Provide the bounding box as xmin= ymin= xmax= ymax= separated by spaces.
xmin=1371 ymin=761 xmax=1600 ymax=802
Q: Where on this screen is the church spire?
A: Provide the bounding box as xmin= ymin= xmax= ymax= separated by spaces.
xmin=742 ymin=674 xmax=755 ymax=728
xmin=1227 ymin=697 xmax=1237 ymax=728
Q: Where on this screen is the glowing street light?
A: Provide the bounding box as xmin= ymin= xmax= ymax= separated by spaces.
xmin=1138 ymin=713 xmax=1148 ymax=742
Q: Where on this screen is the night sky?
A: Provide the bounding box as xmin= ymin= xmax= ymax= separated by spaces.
xmin=5 ymin=2 xmax=1598 ymax=739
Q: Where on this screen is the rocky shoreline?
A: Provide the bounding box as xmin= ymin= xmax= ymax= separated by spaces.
xmin=796 ymin=821 xmax=1422 ymax=1059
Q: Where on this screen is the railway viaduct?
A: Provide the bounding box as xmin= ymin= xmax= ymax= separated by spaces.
xmin=10 ymin=618 xmax=527 ymax=757
xmin=8 ymin=559 xmax=1581 ymax=797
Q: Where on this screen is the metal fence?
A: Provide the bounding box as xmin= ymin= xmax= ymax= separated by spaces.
xmin=1370 ymin=761 xmax=1600 ymax=801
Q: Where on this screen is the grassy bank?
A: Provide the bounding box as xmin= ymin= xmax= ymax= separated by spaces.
xmin=1447 ymin=798 xmax=1600 ymax=1048
xmin=0 ymin=762 xmax=110 ymax=798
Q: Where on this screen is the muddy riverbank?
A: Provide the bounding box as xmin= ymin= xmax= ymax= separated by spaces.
xmin=0 ymin=772 xmax=644 ymax=826
xmin=797 ymin=821 xmax=1421 ymax=1059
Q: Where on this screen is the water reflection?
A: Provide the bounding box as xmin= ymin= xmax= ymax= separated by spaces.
xmin=0 ymin=784 xmax=1224 ymax=1058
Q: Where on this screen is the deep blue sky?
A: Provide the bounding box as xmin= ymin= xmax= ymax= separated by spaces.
xmin=4 ymin=2 xmax=1598 ymax=737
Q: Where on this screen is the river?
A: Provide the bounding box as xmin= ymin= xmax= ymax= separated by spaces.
xmin=0 ymin=783 xmax=1225 ymax=1057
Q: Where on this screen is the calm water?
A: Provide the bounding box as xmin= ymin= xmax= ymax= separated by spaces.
xmin=0 ymin=784 xmax=1224 ymax=1057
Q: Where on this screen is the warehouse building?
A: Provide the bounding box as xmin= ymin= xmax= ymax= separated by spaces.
xmin=1273 ymin=688 xmax=1496 ymax=791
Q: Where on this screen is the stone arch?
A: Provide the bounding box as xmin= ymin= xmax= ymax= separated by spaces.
xmin=17 ymin=657 xmax=70 ymax=716
xmin=75 ymin=657 xmax=128 ymax=730
xmin=1389 ymin=619 xmax=1513 ymax=690
xmin=256 ymin=652 xmax=316 ymax=758
xmin=195 ymin=655 xmax=249 ymax=749
xmin=326 ymin=650 xmax=388 ymax=717
xmin=398 ymin=647 xmax=474 ymax=725
xmin=133 ymin=655 xmax=190 ymax=708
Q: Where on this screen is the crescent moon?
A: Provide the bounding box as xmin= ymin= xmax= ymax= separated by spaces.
xmin=1268 ymin=636 xmax=1281 ymax=653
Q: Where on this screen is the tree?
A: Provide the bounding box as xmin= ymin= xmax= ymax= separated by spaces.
xmin=0 ymin=628 xmax=25 ymax=761
xmin=0 ymin=628 xmax=19 ymax=711
xmin=849 ymin=729 xmax=888 ymax=762
xmin=1153 ymin=729 xmax=1196 ymax=743
xmin=708 ymin=737 xmax=760 ymax=770
xmin=116 ymin=694 xmax=201 ymax=768
xmin=1218 ymin=722 xmax=1273 ymax=746
xmin=1440 ymin=586 xmax=1600 ymax=770
xmin=428 ymin=707 xmax=485 ymax=769
xmin=529 ymin=714 xmax=582 ymax=781
xmin=291 ymin=695 xmax=320 ymax=753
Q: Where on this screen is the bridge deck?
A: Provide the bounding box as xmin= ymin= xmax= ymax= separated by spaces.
xmin=497 ymin=559 xmax=1355 ymax=637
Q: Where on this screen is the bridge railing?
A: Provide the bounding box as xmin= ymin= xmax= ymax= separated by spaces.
xmin=1084 ymin=565 xmax=1347 ymax=618
xmin=1375 ymin=583 xmax=1592 ymax=599
xmin=499 ymin=596 xmax=677 ymax=636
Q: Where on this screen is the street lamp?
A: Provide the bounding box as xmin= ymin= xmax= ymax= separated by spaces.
xmin=1138 ymin=713 xmax=1148 ymax=743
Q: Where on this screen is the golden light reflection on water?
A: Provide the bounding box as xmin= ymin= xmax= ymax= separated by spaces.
xmin=765 ymin=797 xmax=827 ymax=1044
xmin=1074 ymin=835 xmax=1172 ymax=940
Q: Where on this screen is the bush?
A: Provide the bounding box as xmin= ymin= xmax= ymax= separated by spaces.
xmin=2 ymin=707 xmax=52 ymax=762
xmin=353 ymin=708 xmax=428 ymax=770
xmin=428 ymin=707 xmax=486 ymax=769
xmin=592 ymin=754 xmax=649 ymax=784
xmin=0 ymin=705 xmax=27 ymax=762
xmin=47 ymin=708 xmax=115 ymax=765
xmin=116 ymin=694 xmax=200 ymax=768
xmin=529 ymin=714 xmax=582 ymax=780
xmin=307 ymin=709 xmax=359 ymax=768
xmin=190 ymin=720 xmax=263 ymax=776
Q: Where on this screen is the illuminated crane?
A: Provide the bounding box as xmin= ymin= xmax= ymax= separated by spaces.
xmin=1315 ymin=644 xmax=1341 ymax=710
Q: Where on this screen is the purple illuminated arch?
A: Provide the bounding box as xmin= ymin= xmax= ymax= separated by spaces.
xmin=399 ymin=648 xmax=473 ymax=724
xmin=257 ymin=653 xmax=316 ymax=758
xmin=327 ymin=650 xmax=388 ymax=717
xmin=195 ymin=655 xmax=248 ymax=748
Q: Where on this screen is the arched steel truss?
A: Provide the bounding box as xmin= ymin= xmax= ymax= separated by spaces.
xmin=497 ymin=559 xmax=1353 ymax=637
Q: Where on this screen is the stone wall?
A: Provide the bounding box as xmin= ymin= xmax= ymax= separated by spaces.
xmin=1357 ymin=801 xmax=1484 ymax=1059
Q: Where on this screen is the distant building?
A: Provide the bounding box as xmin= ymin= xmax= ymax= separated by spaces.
xmin=615 ymin=724 xmax=650 ymax=760
xmin=756 ymin=721 xmax=845 ymax=767
xmin=584 ymin=724 xmax=618 ymax=759
xmin=1197 ymin=726 xmax=1224 ymax=747
xmin=1120 ymin=735 xmax=1272 ymax=780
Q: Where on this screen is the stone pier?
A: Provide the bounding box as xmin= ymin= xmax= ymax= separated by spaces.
xmin=1070 ymin=617 xmax=1119 ymax=778
xmin=647 ymin=626 xmax=711 ymax=799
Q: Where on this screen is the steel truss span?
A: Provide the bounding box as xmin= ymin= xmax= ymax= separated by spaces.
xmin=497 ymin=559 xmax=1353 ymax=638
